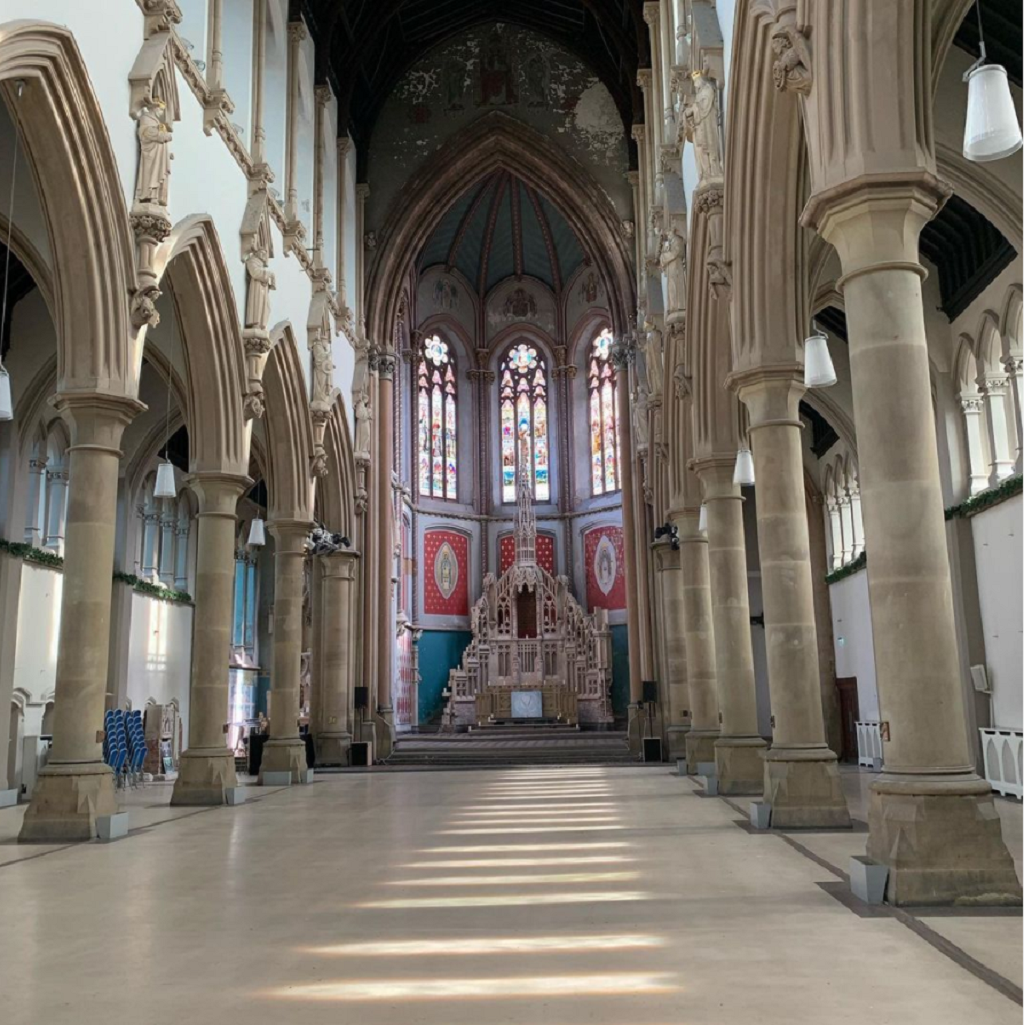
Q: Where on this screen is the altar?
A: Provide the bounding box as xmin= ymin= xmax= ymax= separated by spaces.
xmin=444 ymin=462 xmax=614 ymax=730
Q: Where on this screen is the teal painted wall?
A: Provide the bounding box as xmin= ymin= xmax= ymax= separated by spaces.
xmin=610 ymin=624 xmax=630 ymax=719
xmin=418 ymin=630 xmax=472 ymax=724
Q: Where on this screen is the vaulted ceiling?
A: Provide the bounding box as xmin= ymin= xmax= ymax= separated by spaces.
xmin=418 ymin=170 xmax=587 ymax=296
xmin=300 ymin=0 xmax=646 ymax=148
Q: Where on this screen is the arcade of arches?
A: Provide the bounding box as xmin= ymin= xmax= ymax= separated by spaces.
xmin=0 ymin=2 xmax=1021 ymax=1022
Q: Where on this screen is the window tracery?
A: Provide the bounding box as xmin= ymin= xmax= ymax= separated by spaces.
xmin=417 ymin=334 xmax=458 ymax=500
xmin=500 ymin=342 xmax=550 ymax=502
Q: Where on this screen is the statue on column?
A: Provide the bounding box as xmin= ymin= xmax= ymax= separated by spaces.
xmin=683 ymin=71 xmax=724 ymax=187
xmin=641 ymin=320 xmax=664 ymax=397
xmin=353 ymin=391 xmax=372 ymax=460
xmin=310 ymin=332 xmax=334 ymax=409
xmin=660 ymin=226 xmax=686 ymax=321
xmin=134 ymin=97 xmax=172 ymax=208
xmin=633 ymin=386 xmax=651 ymax=451
xmin=244 ymin=245 xmax=275 ymax=335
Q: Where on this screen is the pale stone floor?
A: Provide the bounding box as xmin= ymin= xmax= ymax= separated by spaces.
xmin=0 ymin=765 xmax=1020 ymax=1024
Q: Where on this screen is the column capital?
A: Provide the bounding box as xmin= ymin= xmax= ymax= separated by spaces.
xmin=642 ymin=2 xmax=660 ymax=28
xmin=268 ymin=519 xmax=314 ymax=553
xmin=727 ymin=363 xmax=806 ymax=425
xmin=321 ymin=548 xmax=360 ymax=579
xmin=186 ymin=472 xmax=251 ymax=516
xmin=691 ymin=455 xmax=741 ymax=500
xmin=53 ymin=392 xmax=147 ymax=453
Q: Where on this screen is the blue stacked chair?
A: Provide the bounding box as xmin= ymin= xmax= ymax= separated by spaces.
xmin=126 ymin=710 xmax=147 ymax=786
xmin=103 ymin=709 xmax=130 ymax=789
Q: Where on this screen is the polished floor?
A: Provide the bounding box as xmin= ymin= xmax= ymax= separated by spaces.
xmin=0 ymin=766 xmax=1021 ymax=1024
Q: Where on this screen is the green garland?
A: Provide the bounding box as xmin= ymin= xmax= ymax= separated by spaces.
xmin=825 ymin=550 xmax=866 ymax=586
xmin=945 ymin=474 xmax=1022 ymax=521
xmin=1 ymin=540 xmax=192 ymax=604
xmin=112 ymin=571 xmax=193 ymax=606
xmin=0 ymin=537 xmax=64 ymax=568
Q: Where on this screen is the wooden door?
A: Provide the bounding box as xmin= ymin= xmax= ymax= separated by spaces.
xmin=835 ymin=677 xmax=859 ymax=763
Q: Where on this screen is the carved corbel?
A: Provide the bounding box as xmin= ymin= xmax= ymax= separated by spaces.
xmin=771 ymin=24 xmax=812 ymax=95
xmin=138 ymin=0 xmax=182 ymax=38
xmin=310 ymin=407 xmax=331 ymax=479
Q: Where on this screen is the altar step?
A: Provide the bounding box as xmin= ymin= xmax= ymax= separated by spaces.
xmin=386 ymin=729 xmax=635 ymax=766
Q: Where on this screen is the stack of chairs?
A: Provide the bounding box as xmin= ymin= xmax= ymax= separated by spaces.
xmin=125 ymin=710 xmax=147 ymax=787
xmin=103 ymin=709 xmax=129 ymax=789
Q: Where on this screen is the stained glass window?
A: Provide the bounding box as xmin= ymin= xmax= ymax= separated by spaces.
xmin=588 ymin=328 xmax=620 ymax=495
xmin=417 ymin=335 xmax=457 ymax=499
xmin=500 ymin=342 xmax=550 ymax=502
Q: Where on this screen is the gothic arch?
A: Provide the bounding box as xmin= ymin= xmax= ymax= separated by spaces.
xmin=155 ymin=215 xmax=248 ymax=475
xmin=320 ymin=393 xmax=358 ymax=542
xmin=0 ymin=21 xmax=137 ymax=398
xmin=263 ymin=322 xmax=316 ymax=522
xmin=366 ymin=112 xmax=635 ymax=351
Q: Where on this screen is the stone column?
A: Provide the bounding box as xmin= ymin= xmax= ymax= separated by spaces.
xmin=23 ymin=457 xmax=46 ymax=545
xmin=1002 ymin=355 xmax=1022 ymax=472
xmin=174 ymin=524 xmax=189 ymax=591
xmin=158 ymin=502 xmax=176 ymax=586
xmin=171 ymin=473 xmax=248 ymax=805
xmin=848 ymin=482 xmax=865 ymax=558
xmin=979 ymin=373 xmax=1015 ymax=485
xmin=959 ymin=395 xmax=989 ymax=495
xmin=736 ymin=371 xmax=849 ymax=828
xmin=837 ymin=491 xmax=854 ymax=565
xmin=260 ymin=519 xmax=311 ymax=781
xmin=374 ymin=353 xmax=397 ymax=759
xmin=675 ymin=510 xmax=719 ymax=772
xmin=653 ymin=539 xmax=688 ymax=759
xmin=20 ymin=393 xmax=144 ymax=842
xmin=812 ymin=181 xmax=1020 ymax=904
xmin=44 ymin=468 xmax=68 ymax=552
xmin=318 ymin=549 xmax=359 ymax=765
xmin=695 ymin=459 xmax=766 ymax=793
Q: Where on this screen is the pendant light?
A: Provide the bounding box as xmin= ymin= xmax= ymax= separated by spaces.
xmin=153 ymin=365 xmax=176 ymax=498
xmin=697 ymin=503 xmax=708 ymax=533
xmin=804 ymin=330 xmax=837 ymax=388
xmin=962 ymin=3 xmax=1022 ymax=162
xmin=733 ymin=447 xmax=755 ymax=487
xmin=0 ymin=83 xmax=24 ymax=423
xmin=247 ymin=516 xmax=266 ymax=547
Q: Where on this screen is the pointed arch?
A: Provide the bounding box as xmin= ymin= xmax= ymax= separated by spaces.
xmin=320 ymin=393 xmax=358 ymax=541
xmin=0 ymin=21 xmax=137 ymax=397
xmin=263 ymin=323 xmax=315 ymax=521
xmin=155 ymin=215 xmax=248 ymax=474
xmin=366 ymin=112 xmax=635 ymax=350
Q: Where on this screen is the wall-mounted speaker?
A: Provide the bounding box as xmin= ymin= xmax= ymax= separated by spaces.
xmin=643 ymin=737 xmax=663 ymax=763
xmin=354 ymin=686 xmax=369 ymax=710
xmin=642 ymin=680 xmax=658 ymax=704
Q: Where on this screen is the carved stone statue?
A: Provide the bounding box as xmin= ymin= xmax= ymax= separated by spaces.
xmin=244 ymin=246 xmax=275 ymax=334
xmin=641 ymin=321 xmax=664 ymax=397
xmin=673 ymin=362 xmax=691 ymax=402
xmin=310 ymin=333 xmax=334 ymax=408
xmin=134 ymin=99 xmax=172 ymax=207
xmin=659 ymin=227 xmax=686 ymax=318
xmin=353 ymin=391 xmax=372 ymax=459
xmin=771 ymin=25 xmax=812 ymax=95
xmin=683 ymin=72 xmax=724 ymax=186
xmin=633 ymin=386 xmax=651 ymax=450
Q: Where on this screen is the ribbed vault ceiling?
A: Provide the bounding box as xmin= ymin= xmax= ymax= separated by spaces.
xmin=417 ymin=170 xmax=586 ymax=296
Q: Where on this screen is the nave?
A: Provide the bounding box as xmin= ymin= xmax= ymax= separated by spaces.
xmin=0 ymin=766 xmax=1020 ymax=1024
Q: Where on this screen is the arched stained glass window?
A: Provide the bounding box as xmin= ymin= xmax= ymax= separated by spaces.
xmin=588 ymin=328 xmax=621 ymax=495
xmin=500 ymin=342 xmax=550 ymax=503
xmin=417 ymin=334 xmax=457 ymax=499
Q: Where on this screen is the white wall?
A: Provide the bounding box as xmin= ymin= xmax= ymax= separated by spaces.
xmin=126 ymin=593 xmax=194 ymax=747
xmin=13 ymin=563 xmax=62 ymax=704
xmin=970 ymin=494 xmax=1023 ymax=730
xmin=829 ymin=569 xmax=879 ymax=720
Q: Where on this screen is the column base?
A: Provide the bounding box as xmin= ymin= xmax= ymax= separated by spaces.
xmin=317 ymin=732 xmax=353 ymax=766
xmin=170 ymin=747 xmax=238 ymax=806
xmin=685 ymin=729 xmax=719 ymax=775
xmin=18 ymin=762 xmax=116 ymax=842
xmin=763 ymin=747 xmax=851 ymax=829
xmin=665 ymin=725 xmax=690 ymax=760
xmin=374 ymin=708 xmax=395 ymax=760
xmin=715 ymin=736 xmax=767 ymax=795
xmin=259 ymin=740 xmax=307 ymax=783
xmin=867 ymin=774 xmax=1022 ymax=906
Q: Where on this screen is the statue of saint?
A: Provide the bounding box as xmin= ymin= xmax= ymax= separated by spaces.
xmin=134 ymin=98 xmax=172 ymax=207
xmin=684 ymin=72 xmax=724 ymax=186
xmin=633 ymin=386 xmax=651 ymax=449
xmin=642 ymin=320 xmax=664 ymax=396
xmin=659 ymin=228 xmax=686 ymax=318
xmin=244 ymin=246 xmax=275 ymax=334
xmin=353 ymin=391 xmax=372 ymax=459
xmin=310 ymin=332 xmax=334 ymax=407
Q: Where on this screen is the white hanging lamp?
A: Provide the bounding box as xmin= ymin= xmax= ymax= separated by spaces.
xmin=0 ymin=363 xmax=11 ymax=421
xmin=153 ymin=459 xmax=176 ymax=498
xmin=697 ymin=503 xmax=708 ymax=533
xmin=962 ymin=5 xmax=1022 ymax=162
xmin=0 ymin=83 xmax=24 ymax=423
xmin=247 ymin=516 xmax=266 ymax=547
xmin=804 ymin=330 xmax=837 ymax=388
xmin=733 ymin=447 xmax=755 ymax=487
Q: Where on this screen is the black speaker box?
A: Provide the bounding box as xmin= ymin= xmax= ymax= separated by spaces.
xmin=642 ymin=680 xmax=658 ymax=704
xmin=350 ymin=741 xmax=372 ymax=766
xmin=354 ymin=686 xmax=369 ymax=710
xmin=643 ymin=737 xmax=663 ymax=763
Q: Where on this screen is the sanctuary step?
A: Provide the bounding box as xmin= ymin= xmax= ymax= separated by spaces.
xmin=385 ymin=728 xmax=634 ymax=766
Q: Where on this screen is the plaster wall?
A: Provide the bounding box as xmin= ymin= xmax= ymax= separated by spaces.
xmin=125 ymin=592 xmax=194 ymax=747
xmin=13 ymin=563 xmax=62 ymax=707
xmin=828 ymin=569 xmax=880 ymax=722
xmin=970 ymin=494 xmax=1023 ymax=731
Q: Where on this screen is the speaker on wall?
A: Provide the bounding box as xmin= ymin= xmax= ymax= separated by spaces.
xmin=354 ymin=686 xmax=369 ymax=710
xmin=642 ymin=680 xmax=658 ymax=705
xmin=643 ymin=737 xmax=663 ymax=763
